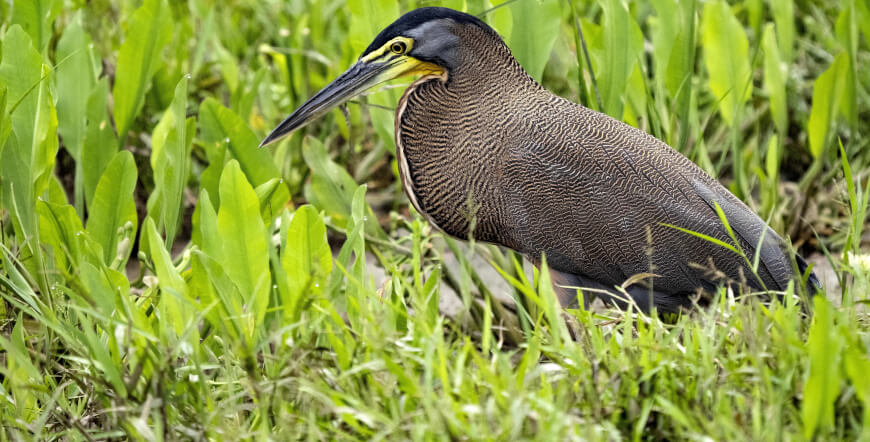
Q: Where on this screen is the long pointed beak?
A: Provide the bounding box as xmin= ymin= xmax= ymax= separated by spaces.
xmin=259 ymin=60 xmax=394 ymax=147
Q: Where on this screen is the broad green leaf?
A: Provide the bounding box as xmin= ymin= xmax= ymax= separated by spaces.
xmin=537 ymin=255 xmax=567 ymax=347
xmin=85 ymin=151 xmax=138 ymax=268
xmin=189 ymin=5 xmax=215 ymax=77
xmin=281 ymin=205 xmax=332 ymax=322
xmin=844 ymin=344 xmax=870 ymax=439
xmin=193 ymin=250 xmax=245 ymax=341
xmin=326 ymin=193 xmax=366 ymax=300
xmin=0 ymin=26 xmax=58 ymax=254
xmin=802 ymin=297 xmax=843 ymax=438
xmin=622 ymin=54 xmax=648 ymax=128
xmin=144 ymin=217 xmax=191 ymax=337
xmin=198 ymin=97 xmax=289 ymax=212
xmin=807 ymin=53 xmax=848 ymax=158
xmin=55 ymin=19 xmax=96 ymax=163
xmin=195 ymin=190 xmax=220 ymax=259
xmin=650 ymin=0 xmax=689 ymax=97
xmin=347 ymin=0 xmax=398 ymax=55
xmin=302 ymin=136 xmax=356 ymax=228
xmin=418 ymin=263 xmax=441 ymax=329
xmin=746 ymin=0 xmax=763 ymax=35
xmin=36 ymin=200 xmax=85 ymax=277
xmin=769 ymin=0 xmax=795 ymax=63
xmin=189 ymin=189 xmax=227 ymax=334
xmin=213 ymin=42 xmax=240 ymax=94
xmin=762 ymin=24 xmax=788 ymax=137
xmin=10 ymin=0 xmax=60 ymax=53
xmin=112 ymin=0 xmax=172 ymax=142
xmin=762 ymin=134 xmax=781 ymax=216
xmin=193 ymin=188 xmax=240 ymax=338
xmin=765 ymin=134 xmax=781 ymax=185
xmin=254 ymin=178 xmax=286 ymax=222
xmin=0 ymin=86 xmax=9 ymax=160
xmin=509 ymin=0 xmax=561 ymax=83
xmin=150 ymin=65 xmax=176 ymax=113
xmin=217 ymin=160 xmax=271 ymax=331
xmin=857 ymin=0 xmax=870 ymax=46
xmin=198 ymin=134 xmax=227 ymax=210
xmin=701 ymin=0 xmax=752 ymax=126
xmin=674 ymin=0 xmax=697 ymax=152
xmin=147 ymin=76 xmax=193 ymax=248
xmin=47 ymin=173 xmax=68 ymax=206
xmin=597 ymin=0 xmax=643 ymax=119
xmin=337 ymin=185 xmax=371 ymax=328
xmin=302 ymin=136 xmax=385 ymax=238
xmin=835 ymin=3 xmax=858 ymax=130
xmin=481 ymin=1 xmax=513 ymax=42
xmin=75 ymin=261 xmax=122 ymax=326
xmin=56 ymin=18 xmax=98 ymax=213
xmin=81 ymin=78 xmax=118 ymax=208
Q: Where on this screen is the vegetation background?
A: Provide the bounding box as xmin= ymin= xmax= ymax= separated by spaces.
xmin=0 ymin=0 xmax=869 ymax=439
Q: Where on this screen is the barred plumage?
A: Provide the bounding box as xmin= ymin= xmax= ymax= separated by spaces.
xmin=393 ymin=11 xmax=817 ymax=312
xmin=263 ymin=7 xmax=819 ymax=312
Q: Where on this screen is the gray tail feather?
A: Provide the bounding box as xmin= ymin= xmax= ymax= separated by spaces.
xmin=795 ymin=254 xmax=822 ymax=296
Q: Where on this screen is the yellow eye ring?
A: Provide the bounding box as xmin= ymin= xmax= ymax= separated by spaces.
xmin=390 ymin=41 xmax=407 ymax=54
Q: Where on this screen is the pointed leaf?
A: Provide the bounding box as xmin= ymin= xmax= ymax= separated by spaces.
xmin=198 ymin=97 xmax=289 ymax=212
xmin=0 ymin=26 xmax=58 ymax=245
xmin=85 ymin=151 xmax=138 ymax=268
xmin=597 ymin=0 xmax=643 ymax=118
xmin=144 ymin=217 xmax=191 ymax=337
xmin=701 ymin=0 xmax=752 ymax=126
xmin=56 ymin=19 xmax=97 ymax=162
xmin=808 ymin=53 xmax=848 ymax=158
xmin=82 ymin=78 xmax=118 ymax=208
xmin=37 ymin=200 xmax=85 ymax=275
xmin=770 ymin=0 xmax=795 ymax=63
xmin=281 ymin=205 xmax=332 ymax=321
xmin=509 ymin=0 xmax=562 ymax=83
xmin=762 ymin=24 xmax=788 ymax=137
xmin=10 ymin=0 xmax=60 ymax=53
xmin=112 ymin=0 xmax=172 ymax=141
xmin=217 ymin=160 xmax=271 ymax=329
xmin=147 ymin=76 xmax=193 ymax=248
xmin=802 ymin=297 xmax=843 ymax=438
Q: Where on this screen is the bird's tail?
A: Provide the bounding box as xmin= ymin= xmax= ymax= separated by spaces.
xmin=795 ymin=254 xmax=822 ymax=296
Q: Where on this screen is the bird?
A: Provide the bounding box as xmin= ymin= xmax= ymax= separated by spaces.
xmin=260 ymin=7 xmax=820 ymax=313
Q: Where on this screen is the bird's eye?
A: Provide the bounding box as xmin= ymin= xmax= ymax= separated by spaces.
xmin=390 ymin=41 xmax=407 ymax=54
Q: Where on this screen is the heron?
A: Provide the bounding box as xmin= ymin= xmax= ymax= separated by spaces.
xmin=261 ymin=7 xmax=819 ymax=313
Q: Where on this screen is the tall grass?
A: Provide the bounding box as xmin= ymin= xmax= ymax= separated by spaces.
xmin=0 ymin=0 xmax=868 ymax=439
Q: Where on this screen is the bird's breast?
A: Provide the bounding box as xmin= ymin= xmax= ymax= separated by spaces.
xmin=394 ymin=73 xmax=512 ymax=243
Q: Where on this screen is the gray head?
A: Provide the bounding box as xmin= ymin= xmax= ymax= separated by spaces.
xmin=260 ymin=7 xmax=499 ymax=145
xmin=360 ymin=7 xmax=498 ymax=72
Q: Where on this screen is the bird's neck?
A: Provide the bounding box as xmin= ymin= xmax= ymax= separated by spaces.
xmin=393 ymin=27 xmax=542 ymax=244
xmin=448 ymin=25 xmax=540 ymax=93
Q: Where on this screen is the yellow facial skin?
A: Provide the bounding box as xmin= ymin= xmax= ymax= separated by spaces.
xmin=260 ymin=36 xmax=446 ymax=146
xmin=362 ymin=37 xmax=446 ymax=82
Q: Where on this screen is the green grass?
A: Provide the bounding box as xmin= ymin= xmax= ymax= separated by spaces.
xmin=1 ymin=0 xmax=869 ymax=439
